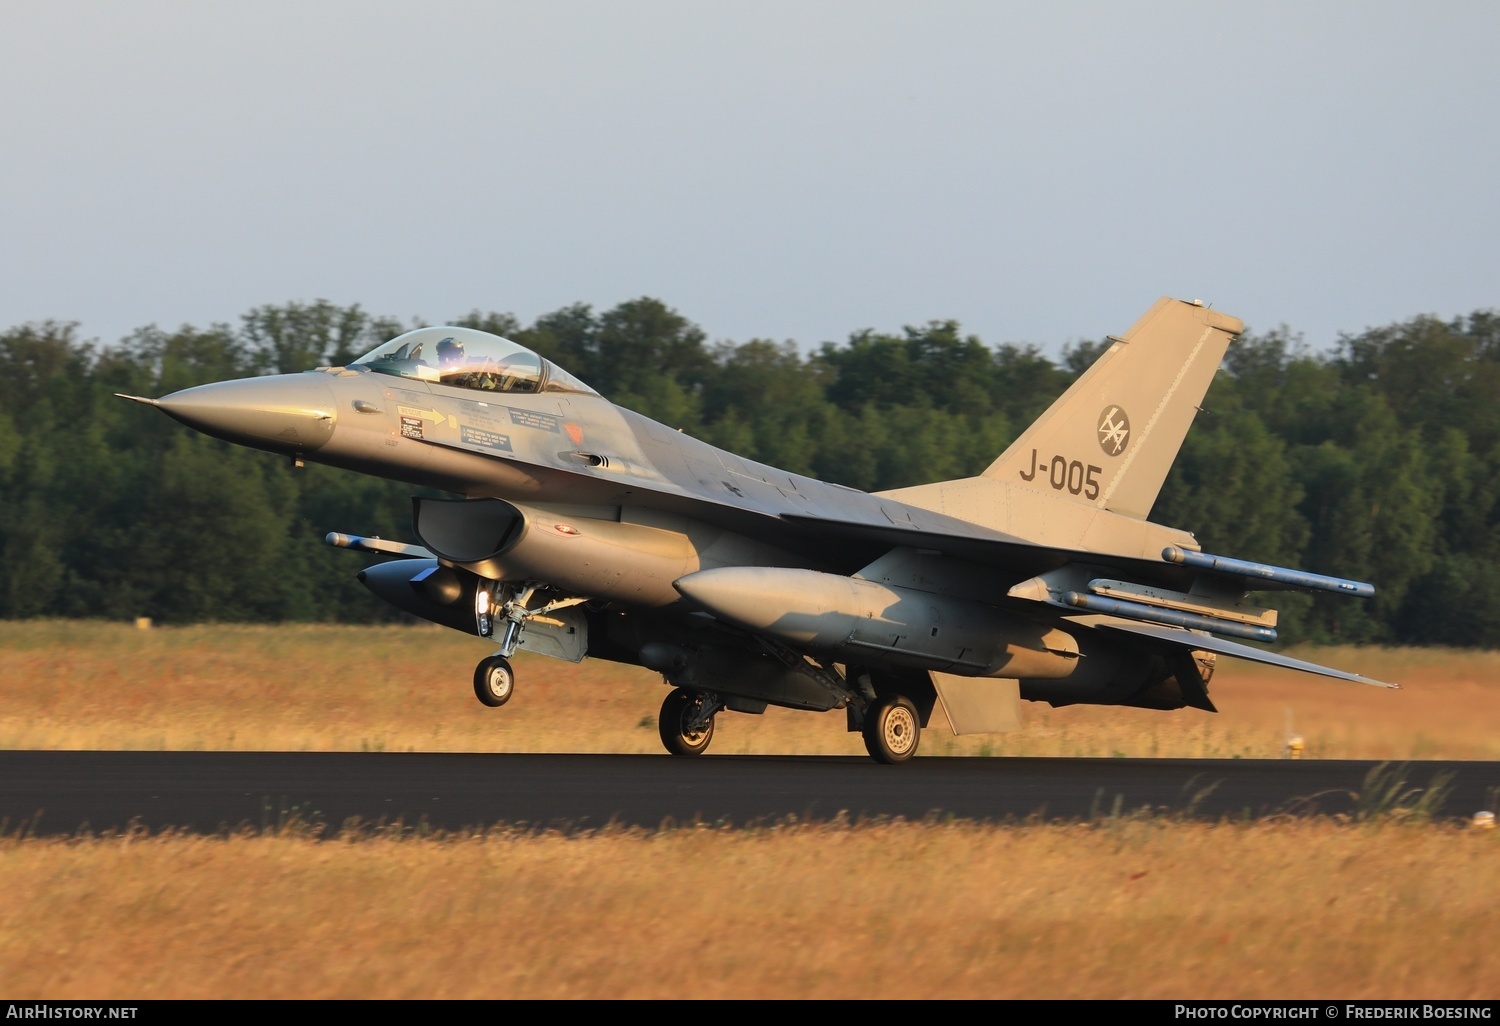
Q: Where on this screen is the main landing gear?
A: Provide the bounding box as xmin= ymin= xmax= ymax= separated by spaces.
xmin=658 ymin=688 xmax=722 ymax=756
xmin=473 ymin=655 xmax=515 ymax=708
xmin=862 ymin=694 xmax=920 ymax=764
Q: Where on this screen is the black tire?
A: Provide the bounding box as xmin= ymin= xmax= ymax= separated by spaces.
xmin=658 ymin=688 xmax=715 ymax=756
xmin=863 ymin=695 xmax=920 ymax=763
xmin=473 ymin=655 xmax=515 ymax=708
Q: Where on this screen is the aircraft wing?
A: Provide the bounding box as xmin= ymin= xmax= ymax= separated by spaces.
xmin=783 ymin=508 xmax=1397 ymax=688
xmin=1096 ymin=620 xmax=1399 ymax=689
xmin=778 ymin=513 xmax=1371 ymax=599
xmin=780 ymin=511 xmax=1386 ymax=657
xmin=777 ymin=513 xmax=1197 ymax=590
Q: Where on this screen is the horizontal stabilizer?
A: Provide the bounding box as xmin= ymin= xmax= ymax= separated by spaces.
xmin=1098 ymin=620 xmax=1398 ymax=689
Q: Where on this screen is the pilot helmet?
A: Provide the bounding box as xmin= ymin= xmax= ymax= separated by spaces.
xmin=436 ymin=337 xmax=466 ymax=366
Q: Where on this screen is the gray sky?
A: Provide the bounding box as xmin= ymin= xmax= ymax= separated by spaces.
xmin=4 ymin=2 xmax=1497 ymax=357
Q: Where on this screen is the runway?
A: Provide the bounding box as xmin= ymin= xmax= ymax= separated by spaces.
xmin=3 ymin=751 xmax=1495 ymax=835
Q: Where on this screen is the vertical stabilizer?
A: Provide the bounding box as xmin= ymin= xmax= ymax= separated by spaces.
xmin=981 ymin=297 xmax=1242 ymax=520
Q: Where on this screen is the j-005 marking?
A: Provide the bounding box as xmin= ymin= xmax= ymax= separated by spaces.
xmin=1017 ymin=449 xmax=1102 ymax=500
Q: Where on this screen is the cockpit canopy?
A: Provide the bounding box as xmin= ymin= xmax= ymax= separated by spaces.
xmin=352 ymin=326 xmax=598 ymax=397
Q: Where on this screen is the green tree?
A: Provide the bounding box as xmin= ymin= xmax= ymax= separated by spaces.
xmin=241 ymin=300 xmax=377 ymax=373
xmin=1 ymin=297 xmax=1495 ymax=644
xmin=133 ymin=436 xmax=297 ymax=622
xmin=590 ymin=298 xmax=712 ymax=398
xmin=1292 ymin=392 xmax=1440 ymax=641
xmin=1151 ymin=409 xmax=1309 ymax=568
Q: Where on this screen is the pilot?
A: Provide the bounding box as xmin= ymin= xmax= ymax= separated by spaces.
xmin=436 ymin=337 xmax=466 ymax=368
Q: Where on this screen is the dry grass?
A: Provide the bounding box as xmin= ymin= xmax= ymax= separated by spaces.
xmin=1 ymin=621 xmax=1496 ymax=759
xmin=1 ymin=819 xmax=1495 ymax=999
xmin=3 ymin=623 xmax=1498 ymax=999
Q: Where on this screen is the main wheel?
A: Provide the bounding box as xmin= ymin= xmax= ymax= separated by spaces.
xmin=473 ymin=655 xmax=515 ymax=708
xmin=863 ymin=695 xmax=920 ymax=763
xmin=658 ymin=688 xmax=715 ymax=756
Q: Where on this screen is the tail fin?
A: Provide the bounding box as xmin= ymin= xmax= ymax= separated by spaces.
xmin=983 ymin=297 xmax=1242 ymax=520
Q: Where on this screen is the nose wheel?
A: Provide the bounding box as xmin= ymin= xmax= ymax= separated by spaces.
xmin=863 ymin=695 xmax=920 ymax=763
xmin=658 ymin=688 xmax=719 ymax=756
xmin=474 ymin=655 xmax=515 ymax=707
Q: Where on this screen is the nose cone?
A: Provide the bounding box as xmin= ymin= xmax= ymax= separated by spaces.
xmin=154 ymin=374 xmax=337 ymax=453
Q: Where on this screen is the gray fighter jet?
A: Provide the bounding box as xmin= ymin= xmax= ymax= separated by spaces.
xmin=119 ymin=297 xmax=1394 ymax=762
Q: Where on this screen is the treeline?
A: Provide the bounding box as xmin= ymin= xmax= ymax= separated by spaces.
xmin=1 ymin=298 xmax=1496 ymax=646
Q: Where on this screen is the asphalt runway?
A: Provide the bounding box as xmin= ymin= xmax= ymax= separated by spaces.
xmin=2 ymin=751 xmax=1496 ymax=836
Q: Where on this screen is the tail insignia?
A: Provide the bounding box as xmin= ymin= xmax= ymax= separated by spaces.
xmin=1097 ymin=406 xmax=1130 ymax=457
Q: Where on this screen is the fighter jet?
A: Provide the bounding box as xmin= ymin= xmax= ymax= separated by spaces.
xmin=119 ymin=297 xmax=1394 ymax=763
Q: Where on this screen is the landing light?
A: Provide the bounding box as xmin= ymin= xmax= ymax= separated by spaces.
xmin=475 ymin=587 xmax=493 ymax=638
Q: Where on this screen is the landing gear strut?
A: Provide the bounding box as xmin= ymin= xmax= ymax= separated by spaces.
xmin=658 ymin=688 xmax=721 ymax=756
xmin=862 ymin=694 xmax=920 ymax=763
xmin=470 ymin=581 xmax=588 ymax=709
xmin=473 ymin=655 xmax=515 ymax=708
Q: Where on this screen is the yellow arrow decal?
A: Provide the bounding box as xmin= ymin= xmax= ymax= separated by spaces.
xmin=397 ymin=405 xmax=456 ymax=428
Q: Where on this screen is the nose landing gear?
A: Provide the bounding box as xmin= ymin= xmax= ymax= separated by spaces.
xmin=470 ymin=582 xmax=588 ymax=709
xmin=473 ymin=655 xmax=515 ymax=708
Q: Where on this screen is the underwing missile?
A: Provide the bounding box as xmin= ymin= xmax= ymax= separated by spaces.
xmin=1162 ymin=547 xmax=1375 ymax=597
xmin=1060 ymin=590 xmax=1278 ymax=643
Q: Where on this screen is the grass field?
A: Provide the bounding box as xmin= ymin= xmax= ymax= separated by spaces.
xmin=2 ymin=820 xmax=1495 ymax=999
xmin=1 ymin=621 xmax=1496 ymax=760
xmin=1 ymin=622 xmax=1497 ymax=999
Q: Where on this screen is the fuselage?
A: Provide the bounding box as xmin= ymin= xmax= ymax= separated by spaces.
xmin=143 ymin=322 xmax=1201 ymax=606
